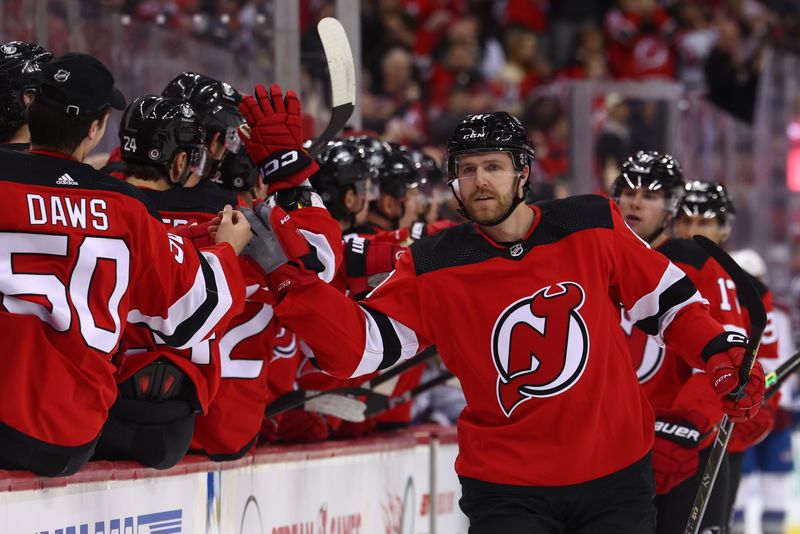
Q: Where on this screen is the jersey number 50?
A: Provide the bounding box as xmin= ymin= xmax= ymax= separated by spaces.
xmin=0 ymin=232 xmax=130 ymax=353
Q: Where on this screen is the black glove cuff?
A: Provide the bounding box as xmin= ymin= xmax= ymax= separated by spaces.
xmin=344 ymin=236 xmax=370 ymax=277
xmin=700 ymin=331 xmax=748 ymax=362
xmin=272 ymin=186 xmax=318 ymax=212
xmin=654 ymin=419 xmax=703 ymax=448
xmin=259 ymin=149 xmax=314 ymax=180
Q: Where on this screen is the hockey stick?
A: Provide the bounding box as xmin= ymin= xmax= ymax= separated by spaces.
xmin=764 ymin=349 xmax=800 ymax=401
xmin=264 ymin=347 xmax=438 ymax=418
xmin=685 ymin=235 xmax=767 ymax=534
xmin=307 ymin=17 xmax=356 ymax=158
xmin=362 ymin=370 xmax=456 ymax=418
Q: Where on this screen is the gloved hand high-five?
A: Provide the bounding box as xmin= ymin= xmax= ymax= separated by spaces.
xmin=239 ymin=201 xmax=324 ymax=299
xmin=238 ymin=83 xmax=318 ymax=194
xmin=702 ymin=333 xmax=766 ymax=422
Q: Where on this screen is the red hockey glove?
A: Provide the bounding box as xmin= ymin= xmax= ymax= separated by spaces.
xmin=702 ymin=333 xmax=766 ymax=423
xmin=239 ymin=201 xmax=324 ymax=299
xmin=169 ymin=220 xmax=216 ymax=248
xmin=278 ymin=409 xmax=330 ymax=443
xmin=735 ymin=393 xmax=778 ymax=447
xmin=344 ymin=238 xmax=404 ymax=277
xmin=334 ymin=419 xmax=378 ymax=440
xmin=259 ymin=415 xmax=280 ymax=444
xmin=652 ymin=409 xmax=710 ymax=495
xmin=238 ymin=83 xmax=318 ymax=194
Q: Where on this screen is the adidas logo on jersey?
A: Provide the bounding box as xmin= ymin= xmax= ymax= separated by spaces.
xmin=56 ymin=173 xmax=78 ymax=186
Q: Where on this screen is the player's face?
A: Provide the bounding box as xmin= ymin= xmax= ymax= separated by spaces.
xmin=616 ymin=187 xmax=669 ymax=242
xmin=674 ymin=215 xmax=727 ymax=244
xmin=453 ymin=152 xmax=521 ymax=225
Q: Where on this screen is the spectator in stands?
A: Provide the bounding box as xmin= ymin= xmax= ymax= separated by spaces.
xmin=549 ymin=0 xmax=600 ymax=69
xmin=604 ymin=0 xmax=676 ymax=79
xmin=705 ymin=11 xmax=766 ymax=123
xmin=673 ymin=1 xmax=716 ymax=92
xmin=595 ymin=92 xmax=632 ymax=189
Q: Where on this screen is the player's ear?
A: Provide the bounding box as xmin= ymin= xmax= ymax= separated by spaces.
xmin=518 ymin=164 xmax=530 ymax=196
xmin=343 ymin=188 xmax=357 ymax=211
xmin=87 ymin=112 xmax=110 ymax=142
xmin=208 ymin=131 xmax=225 ymax=160
xmin=170 ymin=151 xmax=189 ymax=184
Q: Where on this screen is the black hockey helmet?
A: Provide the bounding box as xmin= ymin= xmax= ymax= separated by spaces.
xmin=212 ymin=149 xmax=258 ymax=192
xmin=119 ymin=94 xmax=209 ymax=185
xmin=445 ymin=112 xmax=535 ymax=180
xmin=410 ymin=149 xmax=444 ymax=187
xmin=348 ymin=135 xmax=392 ymax=179
xmin=610 ymin=150 xmax=685 ymax=217
xmin=445 ymin=112 xmax=535 ymax=225
xmin=311 ymin=139 xmax=371 ymax=220
xmin=162 ymin=72 xmax=243 ymax=154
xmin=679 ymin=180 xmax=735 ymax=226
xmin=0 ymin=41 xmax=52 ymax=131
xmin=380 ymin=143 xmax=419 ymax=199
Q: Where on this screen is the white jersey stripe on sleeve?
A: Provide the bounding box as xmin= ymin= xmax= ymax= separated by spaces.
xmin=627 ymin=262 xmax=686 ymax=323
xmin=127 ymin=250 xmax=233 ymax=349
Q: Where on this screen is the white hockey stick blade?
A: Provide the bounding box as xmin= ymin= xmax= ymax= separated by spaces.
xmin=309 ymin=17 xmax=356 ymax=157
xmin=305 ymin=394 xmax=367 ymax=422
xmin=317 ymin=17 xmax=356 ymax=108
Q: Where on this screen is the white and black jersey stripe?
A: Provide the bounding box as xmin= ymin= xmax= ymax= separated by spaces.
xmin=626 ymin=261 xmax=706 ymax=344
xmin=351 ymin=304 xmax=420 ymax=377
xmin=128 ymin=250 xmax=233 ymax=349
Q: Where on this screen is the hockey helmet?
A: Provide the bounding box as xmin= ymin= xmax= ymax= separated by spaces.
xmin=312 ymin=140 xmax=371 ymax=220
xmin=162 ymin=72 xmax=243 ymax=155
xmin=0 ymin=41 xmax=52 ymax=128
xmin=445 ymin=112 xmax=535 ymax=181
xmin=610 ymin=150 xmax=685 ymax=217
xmin=213 ymin=149 xmax=258 ymax=192
xmin=119 ymin=94 xmax=209 ymax=184
xmin=679 ymin=180 xmax=735 ymax=226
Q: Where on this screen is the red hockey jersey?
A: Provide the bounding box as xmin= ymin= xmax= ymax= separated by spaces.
xmin=275 ymin=195 xmax=729 ymax=486
xmin=0 ymin=150 xmax=244 ymax=448
xmin=623 ymin=238 xmax=747 ymax=444
xmin=121 ymin=181 xmax=341 ymax=457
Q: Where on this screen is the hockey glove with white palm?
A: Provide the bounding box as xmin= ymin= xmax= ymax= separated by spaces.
xmin=239 ymin=200 xmax=324 ymax=299
xmin=238 ymin=83 xmax=318 ymax=194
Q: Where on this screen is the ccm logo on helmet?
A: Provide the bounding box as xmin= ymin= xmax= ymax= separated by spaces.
xmin=263 ymin=150 xmax=299 ymax=177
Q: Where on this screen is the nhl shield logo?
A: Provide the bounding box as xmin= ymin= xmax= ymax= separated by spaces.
xmin=509 ymin=243 xmax=524 ymax=257
xmin=1 ymin=44 xmax=17 ymax=56
xmin=180 ymin=103 xmax=194 ymax=118
xmin=53 ymin=69 xmax=70 ymax=82
xmin=492 ymin=282 xmax=590 ymax=417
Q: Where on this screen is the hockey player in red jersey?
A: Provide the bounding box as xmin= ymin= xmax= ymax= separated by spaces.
xmin=0 ymin=53 xmax=251 ymax=477
xmin=114 ymin=91 xmax=340 ymax=461
xmin=612 ymin=153 xmax=748 ymax=533
xmin=0 ymin=41 xmax=51 ymax=150
xmin=95 ymin=94 xmax=236 ymax=468
xmin=239 ymin=106 xmax=765 ymax=533
xmin=673 ymin=180 xmax=781 ymax=532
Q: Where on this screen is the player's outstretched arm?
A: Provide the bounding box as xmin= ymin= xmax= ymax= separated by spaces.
xmin=126 ymin=204 xmax=247 ymax=350
xmin=241 ymin=201 xmax=431 ymax=378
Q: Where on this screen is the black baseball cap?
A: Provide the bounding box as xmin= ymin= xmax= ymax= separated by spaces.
xmin=37 ymin=53 xmax=126 ymax=117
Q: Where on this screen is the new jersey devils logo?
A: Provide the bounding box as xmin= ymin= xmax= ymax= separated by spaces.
xmin=492 ymin=282 xmax=590 ymax=417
